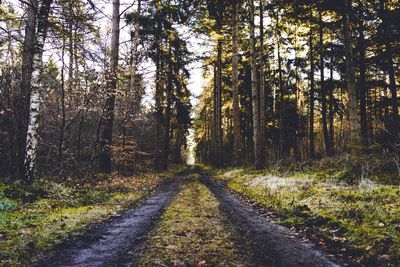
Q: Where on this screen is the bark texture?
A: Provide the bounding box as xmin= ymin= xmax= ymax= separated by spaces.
xmin=18 ymin=0 xmax=37 ymax=180
xmin=24 ymin=0 xmax=53 ymax=182
xmin=344 ymin=0 xmax=358 ymax=144
xmin=249 ymin=0 xmax=261 ymax=168
xmin=99 ymin=0 xmax=120 ymax=173
xmin=232 ymin=1 xmax=241 ymax=165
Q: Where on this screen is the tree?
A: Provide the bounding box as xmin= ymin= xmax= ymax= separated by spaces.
xmin=17 ymin=0 xmax=37 ymax=180
xmin=319 ymin=5 xmax=332 ymax=156
xmin=344 ymin=0 xmax=358 ymax=145
xmin=24 ymin=0 xmax=53 ymax=182
xmin=309 ymin=7 xmax=315 ymax=159
xmin=259 ymin=0 xmax=266 ymax=166
xmin=249 ymin=0 xmax=262 ymax=168
xmin=99 ymin=0 xmax=120 ymax=173
xmin=378 ymin=0 xmax=399 ymax=135
xmin=232 ymin=0 xmax=241 ymax=165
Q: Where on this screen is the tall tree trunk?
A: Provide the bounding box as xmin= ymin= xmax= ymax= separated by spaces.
xmin=358 ymin=20 xmax=369 ymax=150
xmin=329 ymin=49 xmax=335 ymax=152
xmin=24 ymin=0 xmax=53 ymax=182
xmin=276 ymin=11 xmax=285 ymax=158
xmin=319 ymin=8 xmax=331 ymax=156
xmin=129 ymin=0 xmax=141 ymax=99
xmin=59 ymin=31 xmax=66 ymax=170
xmin=212 ymin=64 xmax=217 ymax=164
xmin=68 ymin=13 xmax=74 ymax=101
xmin=232 ymin=0 xmax=241 ymax=165
xmin=99 ymin=0 xmax=120 ymax=173
xmin=174 ymin=126 xmax=183 ymax=163
xmin=249 ymin=0 xmax=261 ymax=168
xmin=259 ymin=0 xmax=266 ymax=166
xmin=154 ymin=0 xmax=163 ymax=170
xmin=154 ymin=55 xmax=164 ymax=170
xmin=162 ymin=40 xmax=173 ymax=170
xmin=344 ymin=0 xmax=358 ymax=145
xmin=214 ymin=40 xmax=223 ymax=167
xmin=309 ymin=9 xmax=315 ymax=159
xmin=294 ymin=23 xmax=300 ymax=161
xmin=18 ymin=0 xmax=37 ymax=180
xmin=379 ymin=0 xmax=399 ymax=134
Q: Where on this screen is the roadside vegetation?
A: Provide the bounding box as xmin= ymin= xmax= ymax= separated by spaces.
xmin=213 ymin=158 xmax=400 ymax=267
xmin=0 ymin=169 xmax=178 ymax=266
xmin=138 ymin=175 xmax=253 ymax=266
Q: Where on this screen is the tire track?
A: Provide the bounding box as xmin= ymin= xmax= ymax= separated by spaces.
xmin=36 ymin=180 xmax=179 ymax=267
xmin=201 ymin=175 xmax=340 ymax=267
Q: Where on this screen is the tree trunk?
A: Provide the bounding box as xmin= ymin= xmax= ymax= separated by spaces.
xmin=276 ymin=11 xmax=285 ymax=158
xmin=162 ymin=40 xmax=173 ymax=170
xmin=309 ymin=9 xmax=315 ymax=159
xmin=214 ymin=40 xmax=223 ymax=167
xmin=329 ymin=49 xmax=335 ymax=153
xmin=68 ymin=14 xmax=74 ymax=100
xmin=319 ymin=8 xmax=332 ymax=156
xmin=99 ymin=0 xmax=120 ymax=173
xmin=24 ymin=0 xmax=53 ymax=182
xmin=154 ymin=55 xmax=164 ymax=170
xmin=129 ymin=0 xmax=141 ymax=99
xmin=344 ymin=0 xmax=358 ymax=145
xmin=59 ymin=31 xmax=66 ymax=170
xmin=259 ymin=0 xmax=266 ymax=166
xmin=358 ymin=20 xmax=369 ymax=150
xmin=153 ymin=0 xmax=164 ymax=170
xmin=249 ymin=0 xmax=261 ymax=168
xmin=18 ymin=0 xmax=37 ymax=180
xmin=294 ymin=23 xmax=300 ymax=161
xmin=232 ymin=0 xmax=241 ymax=165
xmin=379 ymin=0 xmax=399 ymax=133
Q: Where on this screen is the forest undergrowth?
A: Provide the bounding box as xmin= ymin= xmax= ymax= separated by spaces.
xmin=213 ymin=154 xmax=400 ymax=266
xmin=0 ymin=167 xmax=181 ymax=266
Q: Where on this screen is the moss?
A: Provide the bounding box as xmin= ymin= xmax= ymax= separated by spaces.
xmin=218 ymin=167 xmax=400 ymax=266
xmin=0 ymin=169 xmax=177 ymax=266
xmin=138 ymin=178 xmax=253 ymax=266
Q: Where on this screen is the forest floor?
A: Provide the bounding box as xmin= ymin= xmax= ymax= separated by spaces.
xmin=3 ymin=165 xmax=398 ymax=266
xmin=29 ymin=166 xmax=342 ymax=267
xmin=213 ymin=166 xmax=400 ymax=267
xmin=0 ymin=168 xmax=180 ymax=266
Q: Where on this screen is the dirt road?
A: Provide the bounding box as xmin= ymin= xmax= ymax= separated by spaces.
xmin=36 ymin=181 xmax=179 ymax=267
xmin=37 ymin=169 xmax=341 ymax=267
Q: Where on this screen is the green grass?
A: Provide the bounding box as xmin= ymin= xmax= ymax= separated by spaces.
xmin=0 ymin=171 xmax=175 ymax=266
xmin=138 ymin=177 xmax=252 ymax=266
xmin=215 ymin=168 xmax=400 ymax=266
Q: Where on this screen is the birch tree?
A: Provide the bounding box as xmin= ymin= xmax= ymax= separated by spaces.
xmin=24 ymin=0 xmax=53 ymax=182
xmin=18 ymin=0 xmax=37 ymax=180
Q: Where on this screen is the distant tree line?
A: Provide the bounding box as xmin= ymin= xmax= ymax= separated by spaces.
xmin=194 ymin=0 xmax=400 ymax=168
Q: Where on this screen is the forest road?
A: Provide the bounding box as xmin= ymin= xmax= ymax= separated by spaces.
xmin=35 ymin=179 xmax=179 ymax=267
xmin=37 ymin=167 xmax=340 ymax=267
xmin=200 ymin=175 xmax=341 ymax=267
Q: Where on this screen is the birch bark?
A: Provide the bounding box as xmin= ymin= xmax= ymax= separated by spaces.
xmin=24 ymin=0 xmax=53 ymax=182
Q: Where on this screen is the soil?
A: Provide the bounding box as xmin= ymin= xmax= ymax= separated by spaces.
xmin=200 ymin=175 xmax=340 ymax=267
xmin=37 ymin=168 xmax=342 ymax=267
xmin=35 ymin=180 xmax=179 ymax=267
